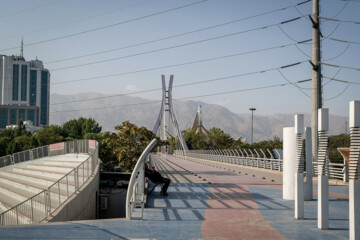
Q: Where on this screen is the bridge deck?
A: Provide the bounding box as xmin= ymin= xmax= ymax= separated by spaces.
xmin=0 ymin=155 xmax=349 ymax=239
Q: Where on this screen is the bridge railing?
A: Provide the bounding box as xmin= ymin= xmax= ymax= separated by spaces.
xmin=126 ymin=139 xmax=157 ymax=220
xmin=184 ymin=149 xmax=284 ymax=171
xmin=0 ymin=139 xmax=99 ymax=226
xmin=183 ymin=149 xmax=346 ymax=181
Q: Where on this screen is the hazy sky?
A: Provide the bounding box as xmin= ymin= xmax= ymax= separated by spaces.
xmin=1 ymin=0 xmax=359 ymax=117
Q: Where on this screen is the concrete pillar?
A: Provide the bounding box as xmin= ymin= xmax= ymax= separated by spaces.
xmin=350 ymin=180 xmax=360 ymax=240
xmin=318 ymin=108 xmax=329 ymax=230
xmin=304 ymin=127 xmax=313 ymax=200
xmin=349 ymin=100 xmax=360 ymax=240
xmin=295 ymin=173 xmax=304 ymax=219
xmin=294 ymin=114 xmax=304 ymax=219
xmin=283 ymin=127 xmax=296 ymax=200
xmin=318 ymin=175 xmax=329 ymax=229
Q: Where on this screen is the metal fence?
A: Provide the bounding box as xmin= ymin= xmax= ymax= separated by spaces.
xmin=0 ymin=140 xmax=99 ymax=226
xmin=180 ymin=148 xmax=346 ymax=181
xmin=0 ymin=146 xmax=49 ymax=168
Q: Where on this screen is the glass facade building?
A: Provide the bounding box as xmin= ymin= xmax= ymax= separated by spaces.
xmin=0 ymin=109 xmax=8 ymax=128
xmin=21 ymin=65 xmax=28 ymax=101
xmin=40 ymin=71 xmax=48 ymax=126
xmin=29 ymin=70 xmax=37 ymax=106
xmin=0 ymin=55 xmax=50 ymax=130
xmin=12 ymin=64 xmax=19 ymax=101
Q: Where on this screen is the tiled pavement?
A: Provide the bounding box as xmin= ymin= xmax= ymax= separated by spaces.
xmin=0 ymin=155 xmax=350 ymax=239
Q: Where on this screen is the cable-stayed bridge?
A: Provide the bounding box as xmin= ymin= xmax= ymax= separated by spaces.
xmin=0 ymin=76 xmax=357 ymax=240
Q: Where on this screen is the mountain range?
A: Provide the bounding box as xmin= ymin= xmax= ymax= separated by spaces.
xmin=50 ymin=93 xmax=347 ymax=142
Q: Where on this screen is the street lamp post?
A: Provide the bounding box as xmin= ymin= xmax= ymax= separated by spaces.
xmin=249 ymin=108 xmax=256 ymax=144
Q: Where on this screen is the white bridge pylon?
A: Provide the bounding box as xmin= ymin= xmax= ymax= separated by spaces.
xmin=153 ymin=75 xmax=189 ymax=153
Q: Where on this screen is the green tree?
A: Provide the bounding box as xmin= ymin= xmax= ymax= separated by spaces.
xmin=0 ymin=137 xmax=11 ymax=156
xmin=62 ymin=117 xmax=102 ymax=139
xmin=183 ymin=128 xmax=208 ymax=150
xmin=100 ymin=121 xmax=156 ymax=172
xmin=33 ymin=125 xmax=64 ymax=146
xmin=208 ymin=127 xmax=233 ymax=149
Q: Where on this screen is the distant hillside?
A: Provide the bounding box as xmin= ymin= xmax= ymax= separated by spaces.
xmin=50 ymin=93 xmax=347 ymax=142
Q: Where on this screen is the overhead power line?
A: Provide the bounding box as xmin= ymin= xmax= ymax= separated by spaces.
xmin=0 ymin=0 xmax=151 ymax=40
xmin=0 ymin=0 xmax=208 ymax=52
xmin=51 ymin=42 xmax=309 ymax=85
xmin=46 ymin=0 xmax=311 ymax=65
xmin=323 ymin=76 xmax=360 ymax=84
xmin=51 ymin=61 xmax=306 ymax=105
xmin=320 ymin=62 xmax=360 ymax=71
xmin=319 ymin=16 xmax=360 ymax=24
xmin=51 ymin=80 xmax=310 ymax=114
xmin=50 ymin=17 xmax=306 ymax=71
xmin=329 ymin=37 xmax=360 ymax=45
xmin=0 ymin=0 xmax=63 ymax=18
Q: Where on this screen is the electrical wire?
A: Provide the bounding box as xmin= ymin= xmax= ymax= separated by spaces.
xmin=319 ymin=16 xmax=360 ymax=24
xmin=0 ymin=0 xmax=152 ymax=40
xmin=51 ymin=61 xmax=307 ymax=105
xmin=322 ymin=44 xmax=350 ymax=61
xmin=0 ymin=0 xmax=209 ymax=52
xmin=329 ymin=37 xmax=360 ymax=45
xmin=324 ymin=83 xmax=351 ymax=100
xmin=323 ymin=22 xmax=342 ymax=39
xmin=320 ymin=62 xmax=360 ymax=71
xmin=45 ymin=1 xmax=311 ymax=65
xmin=51 ymin=81 xmax=308 ymax=114
xmin=321 ymin=1 xmax=349 ymax=21
xmin=277 ymin=69 xmax=311 ymax=98
xmin=51 ymin=43 xmax=309 ymax=85
xmin=322 ymin=67 xmax=343 ymax=87
xmin=323 ymin=76 xmax=360 ymax=84
xmin=0 ymin=0 xmax=63 ymax=18
xmin=50 ymin=17 xmax=306 ymax=71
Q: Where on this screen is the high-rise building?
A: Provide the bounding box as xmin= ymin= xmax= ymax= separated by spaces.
xmin=0 ymin=54 xmax=50 ymax=130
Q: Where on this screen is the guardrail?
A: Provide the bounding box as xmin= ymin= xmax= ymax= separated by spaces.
xmin=180 ymin=149 xmax=346 ymax=181
xmin=182 ymin=149 xmax=284 ymax=171
xmin=126 ymin=139 xmax=157 ymax=220
xmin=0 ymin=139 xmax=99 ymax=226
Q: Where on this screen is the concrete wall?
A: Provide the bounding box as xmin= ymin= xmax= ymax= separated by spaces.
xmin=46 ymin=163 xmax=100 ymax=222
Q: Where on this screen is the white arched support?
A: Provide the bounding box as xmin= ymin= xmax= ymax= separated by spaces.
xmin=126 ymin=139 xmax=157 ymax=220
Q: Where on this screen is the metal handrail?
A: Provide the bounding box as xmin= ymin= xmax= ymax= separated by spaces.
xmin=0 ymin=139 xmax=99 ymax=226
xmin=185 ymin=149 xmax=346 ymax=180
xmin=126 ymin=139 xmax=157 ymax=219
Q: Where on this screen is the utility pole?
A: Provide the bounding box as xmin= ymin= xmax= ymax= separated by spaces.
xmin=311 ymin=0 xmax=322 ymax=166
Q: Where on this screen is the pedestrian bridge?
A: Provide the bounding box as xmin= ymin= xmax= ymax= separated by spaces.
xmin=0 ymin=140 xmax=100 ymax=226
xmin=0 ymin=140 xmax=349 ymax=239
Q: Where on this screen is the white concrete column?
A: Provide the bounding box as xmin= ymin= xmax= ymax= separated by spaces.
xmin=304 ymin=127 xmax=313 ymax=200
xmin=318 ymin=108 xmax=329 ymax=230
xmin=283 ymin=127 xmax=296 ymax=200
xmin=294 ymin=114 xmax=304 ymax=219
xmin=295 ymin=173 xmax=304 ymax=219
xmin=350 ymin=180 xmax=360 ymax=240
xmin=318 ymin=174 xmax=329 ymax=229
xmin=349 ymin=100 xmax=360 ymax=240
